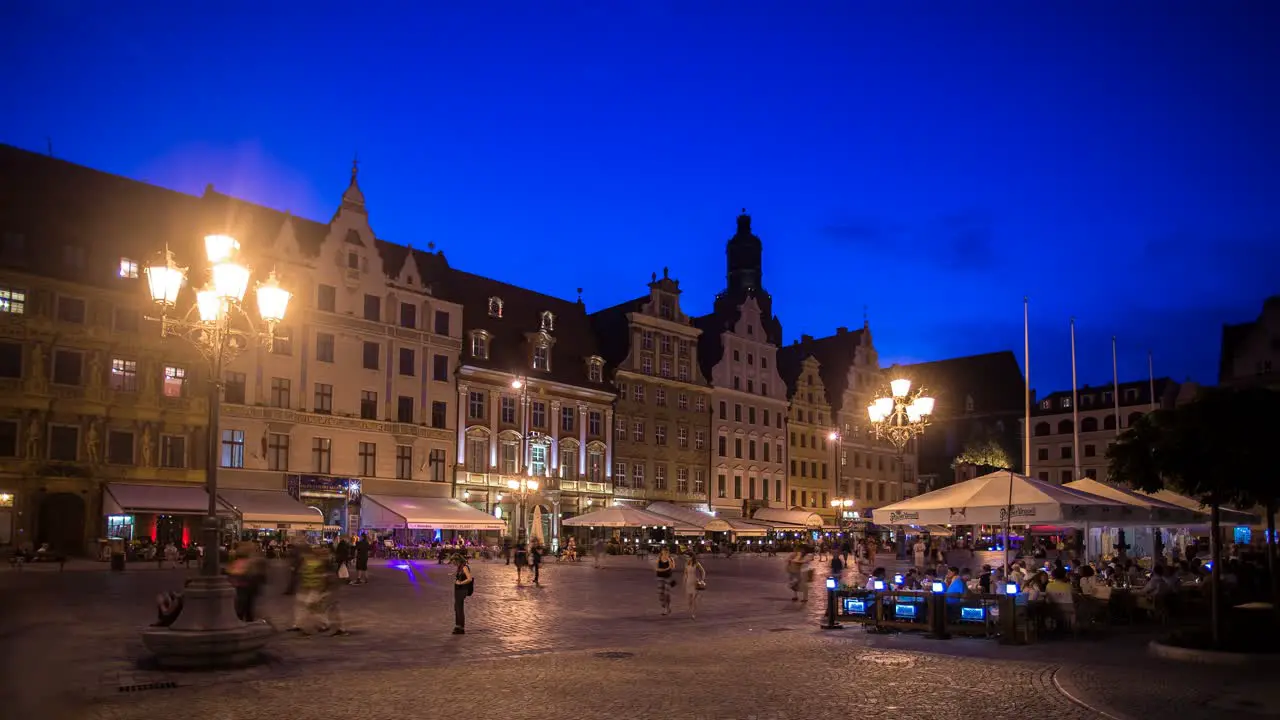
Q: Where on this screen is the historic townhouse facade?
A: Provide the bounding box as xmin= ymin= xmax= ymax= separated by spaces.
xmin=449 ymin=271 xmax=615 ymax=544
xmin=776 ymin=353 xmax=837 ymax=520
xmin=0 ymin=146 xmax=210 ymax=552
xmin=592 ymin=270 xmax=712 ymax=509
xmin=209 ymin=168 xmax=463 ymax=530
xmin=695 ymin=213 xmax=788 ymax=518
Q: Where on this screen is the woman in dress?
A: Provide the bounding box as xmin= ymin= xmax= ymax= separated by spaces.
xmin=683 ymin=552 xmax=706 ymax=619
xmin=655 ymin=547 xmax=675 ymax=615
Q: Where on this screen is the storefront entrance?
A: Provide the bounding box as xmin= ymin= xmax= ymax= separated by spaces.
xmin=38 ymin=492 xmax=86 ymax=555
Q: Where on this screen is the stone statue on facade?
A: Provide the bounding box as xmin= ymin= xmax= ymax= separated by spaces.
xmin=85 ymin=420 xmax=100 ymax=465
xmin=25 ymin=416 xmax=41 ymax=459
xmin=26 ymin=344 xmax=46 ymax=393
xmin=87 ymin=352 xmax=103 ymax=390
xmin=140 ymin=425 xmax=154 ymax=467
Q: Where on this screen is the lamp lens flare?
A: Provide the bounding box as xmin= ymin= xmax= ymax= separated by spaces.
xmin=890 ymin=378 xmax=912 ymax=398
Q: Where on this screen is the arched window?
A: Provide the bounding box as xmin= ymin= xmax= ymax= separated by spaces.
xmin=1034 ymin=422 xmax=1051 ymax=437
xmin=1080 ymin=417 xmax=1098 ymax=433
xmin=1057 ymin=420 xmax=1073 ymax=434
xmin=1103 ymin=415 xmax=1117 ymax=431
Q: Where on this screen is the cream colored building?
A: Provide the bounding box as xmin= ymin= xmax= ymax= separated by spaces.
xmin=209 ymin=167 xmax=462 ymax=531
xmin=778 ymin=354 xmax=837 ymax=520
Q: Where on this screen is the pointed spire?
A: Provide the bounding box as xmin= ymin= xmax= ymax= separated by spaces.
xmin=341 ymin=153 xmax=366 ymax=213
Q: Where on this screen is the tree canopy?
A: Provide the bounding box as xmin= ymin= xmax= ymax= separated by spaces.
xmin=950 ymin=436 xmax=1013 ymax=472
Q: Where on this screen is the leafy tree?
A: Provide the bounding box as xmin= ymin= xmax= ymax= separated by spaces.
xmin=1222 ymin=387 xmax=1280 ymax=617
xmin=1107 ymin=387 xmax=1275 ymax=646
xmin=950 ymin=436 xmax=1013 ymax=473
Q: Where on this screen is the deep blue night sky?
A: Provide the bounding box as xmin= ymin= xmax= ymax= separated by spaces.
xmin=4 ymin=2 xmax=1279 ymax=394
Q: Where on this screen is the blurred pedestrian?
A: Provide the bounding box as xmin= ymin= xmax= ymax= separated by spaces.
xmin=353 ymin=533 xmax=370 ymax=585
xmin=683 ymin=552 xmax=706 ymax=619
xmin=453 ymin=554 xmax=474 ymax=634
xmin=655 ymin=547 xmax=675 ymax=615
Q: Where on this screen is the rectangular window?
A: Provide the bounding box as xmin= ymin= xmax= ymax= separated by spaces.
xmin=718 ymin=474 xmax=727 ymax=498
xmin=632 ymin=463 xmax=644 ymax=489
xmin=588 ymin=411 xmax=602 ymax=436
xmin=1084 ymin=444 xmax=1096 ymax=458
xmin=533 ymin=345 xmax=549 ymax=371
xmin=748 ymin=407 xmax=756 ymax=424
xmin=501 ymin=442 xmax=518 ymax=474
xmin=220 ymin=429 xmax=245 ymax=468
xmin=633 ymin=385 xmax=644 ymax=403
xmin=655 ymin=388 xmax=666 ymax=407
xmin=471 ymin=334 xmax=488 ymax=358
xmin=52 ymin=350 xmax=82 ymax=385
xmin=654 ymin=464 xmax=667 ymax=490
xmin=431 ymin=449 xmax=446 ymax=481
xmin=113 ymin=306 xmax=139 ymax=333
xmin=501 ymin=396 xmax=516 ymax=424
xmin=734 ymin=437 xmax=742 ymax=459
xmin=313 ymin=437 xmax=332 ymax=474
xmin=734 ymin=475 xmax=742 ymax=499
xmin=694 ymin=430 xmax=705 ymax=450
xmin=431 ymin=401 xmax=448 ymax=429
xmin=110 ymin=358 xmax=137 ymax=392
xmin=655 ymin=424 xmax=667 ymax=446
xmin=57 ymin=296 xmax=86 ymax=324
xmin=267 ymin=433 xmax=290 ymax=471
xmin=271 ymin=327 xmax=293 ymax=356
xmin=359 ymin=442 xmax=377 ymax=476
xmin=362 ymin=342 xmax=380 ymax=370
xmin=678 ymin=363 xmax=689 ymax=382
xmin=399 ymin=302 xmax=417 ymax=329
xmin=734 ymin=404 xmax=742 ymax=422
xmin=763 ymin=443 xmax=770 ymax=462
xmin=225 ymin=372 xmax=247 ymax=404
xmin=633 ymin=421 xmax=645 ymax=442
xmin=677 ymin=393 xmax=688 ymax=410
xmin=775 ymin=479 xmax=782 ymax=502
xmin=360 ymin=390 xmax=378 ymax=420
xmin=694 ymin=470 xmax=705 ymax=494
xmin=531 ymin=401 xmax=546 ymax=428
xmin=397 ymin=395 xmax=414 ymax=423
xmin=434 ymin=310 xmax=450 ymax=335
xmin=317 ymin=284 xmax=336 ymax=312
xmin=467 ymin=438 xmax=487 ymax=473
xmin=163 ymin=366 xmax=186 ymax=397
xmin=160 ymin=435 xmax=186 ymax=468
xmin=615 ymin=418 xmax=627 ymax=441
xmin=399 ymin=348 xmax=415 ymax=376
xmin=0 ymin=286 xmax=27 ymax=315
xmin=718 ymin=436 xmax=727 ymax=457
xmin=364 ymin=294 xmax=382 ymax=322
xmin=748 ymin=440 xmax=756 ymax=460
xmin=677 ymin=426 xmax=688 ymax=449
xmin=314 ymin=383 xmax=333 ymax=413
xmin=676 ymin=467 xmax=688 ymax=493
xmin=660 ymin=358 xmax=671 ymax=377
xmin=396 ymin=445 xmax=413 ymax=479
xmin=270 ymin=377 xmax=291 ymax=408
xmin=49 ymin=425 xmax=79 ymax=461
xmin=530 ymin=444 xmax=547 ymax=476
xmin=719 ymin=401 xmax=726 ymax=420
xmin=561 ymin=406 xmax=575 ymax=433
xmin=432 ymin=355 xmax=448 ymax=381
xmin=107 ymin=430 xmax=135 ymax=465
xmin=316 ymin=333 xmax=335 ymax=362
xmin=468 ymin=391 xmax=486 ymax=420
xmin=641 ymin=354 xmax=653 ymax=374
xmin=588 ymin=362 xmax=602 ymax=382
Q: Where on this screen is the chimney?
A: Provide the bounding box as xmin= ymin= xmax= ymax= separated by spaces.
xmin=801 ymin=334 xmax=814 ymax=343
xmin=836 ymin=326 xmax=848 ymax=335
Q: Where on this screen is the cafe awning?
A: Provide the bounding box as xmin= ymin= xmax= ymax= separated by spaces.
xmin=645 ymin=502 xmax=732 ymax=532
xmin=361 ymin=495 xmax=507 ymax=531
xmin=563 ymin=505 xmax=674 ymax=528
xmin=874 ymin=470 xmax=1132 ymax=525
xmin=1065 ymin=479 xmax=1206 ymax=525
xmin=752 ymin=507 xmax=825 ymax=529
xmin=724 ymin=519 xmax=770 ymax=536
xmin=103 ymin=483 xmax=234 ymax=516
xmin=218 ymin=489 xmax=325 ymax=530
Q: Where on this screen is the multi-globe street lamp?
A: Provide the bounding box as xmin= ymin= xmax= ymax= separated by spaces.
xmin=506 ymin=477 xmax=539 ymax=541
xmin=867 ymin=377 xmax=934 ymax=558
xmin=830 ymin=497 xmax=856 ymax=534
xmin=140 ymin=234 xmax=290 ymax=665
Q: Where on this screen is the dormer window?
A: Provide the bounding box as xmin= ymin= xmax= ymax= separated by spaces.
xmin=533 ymin=345 xmax=550 ymax=371
xmin=347 ymin=251 xmax=360 ymax=270
xmin=965 ymin=395 xmax=975 ymax=413
xmin=587 ymin=358 xmax=603 ymax=383
xmin=658 ymin=294 xmax=674 ymax=320
xmin=1040 ymin=399 xmax=1052 ymax=410
xmin=540 ymin=311 xmax=555 ymax=332
xmin=488 ymin=297 xmax=504 ymax=318
xmin=470 ymin=332 xmax=489 ymax=360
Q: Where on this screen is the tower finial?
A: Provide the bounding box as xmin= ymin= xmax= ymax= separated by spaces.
xmin=863 ymin=305 xmax=869 ymax=328
xmin=352 ymin=152 xmax=360 ymax=179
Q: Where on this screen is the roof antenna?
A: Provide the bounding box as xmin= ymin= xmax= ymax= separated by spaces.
xmin=576 ymin=287 xmax=584 ymax=304
xmin=46 ymin=138 xmax=54 ymax=158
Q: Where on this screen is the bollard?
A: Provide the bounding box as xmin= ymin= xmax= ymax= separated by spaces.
xmin=820 ymin=576 xmax=843 ymax=630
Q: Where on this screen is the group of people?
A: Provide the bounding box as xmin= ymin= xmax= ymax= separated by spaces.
xmin=654 ymin=547 xmax=706 ymax=618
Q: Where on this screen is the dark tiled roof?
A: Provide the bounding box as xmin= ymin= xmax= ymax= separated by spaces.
xmin=441 ymin=269 xmax=606 ymax=389
xmin=588 ymin=295 xmax=648 ymax=373
xmin=896 ymin=351 xmax=1025 ymax=419
xmin=776 ymin=328 xmax=867 ymax=411
xmin=0 ymin=143 xmax=204 ymax=286
xmin=1219 ymin=321 xmax=1254 ymax=383
xmin=1032 ymin=377 xmax=1176 ymax=415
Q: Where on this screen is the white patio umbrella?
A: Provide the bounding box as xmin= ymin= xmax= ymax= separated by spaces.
xmin=1065 ymin=478 xmax=1206 ymax=525
xmin=562 ymin=505 xmax=674 ymax=528
xmin=875 ymin=470 xmax=1134 ymax=526
xmin=531 ymin=505 xmax=544 ymax=543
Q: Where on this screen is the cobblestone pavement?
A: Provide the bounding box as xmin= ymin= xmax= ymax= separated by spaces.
xmin=3 ymin=555 xmax=1276 ymax=719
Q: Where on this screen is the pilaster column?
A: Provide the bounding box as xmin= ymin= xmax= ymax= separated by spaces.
xmin=604 ymin=408 xmax=614 ymax=478
xmin=549 ymin=400 xmax=561 ymax=473
xmin=577 ymin=404 xmax=588 ymax=476
xmin=455 ymin=383 xmax=467 ymax=467
xmin=521 ymin=395 xmax=531 ymax=472
xmin=488 ymin=388 xmax=499 ymax=469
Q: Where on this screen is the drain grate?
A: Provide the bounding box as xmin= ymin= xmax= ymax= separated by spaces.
xmin=594 ymin=651 xmax=635 ymax=659
xmin=118 ymin=681 xmax=178 ymax=693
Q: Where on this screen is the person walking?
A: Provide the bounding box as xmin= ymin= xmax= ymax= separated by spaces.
xmin=655 ymin=546 xmax=675 ymax=615
xmin=290 ymin=546 xmax=347 ymax=636
xmin=513 ymin=539 xmax=528 ymax=585
xmin=353 ymin=533 xmax=371 ymax=585
xmin=334 ymin=535 xmax=351 ymax=581
xmin=530 ymin=541 xmax=543 ymax=586
xmin=593 ymin=537 xmax=606 ymax=569
xmin=683 ymin=552 xmax=706 ymax=619
xmin=284 ymin=542 xmax=303 ymax=596
xmin=453 ymin=553 xmax=474 ymax=634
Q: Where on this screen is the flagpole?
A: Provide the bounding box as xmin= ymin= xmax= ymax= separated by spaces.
xmin=1112 ymin=336 xmax=1121 ymax=438
xmin=1070 ymin=319 xmax=1081 ymax=483
xmin=1023 ymin=297 xmax=1031 ymax=478
xmin=1148 ymin=351 xmax=1156 ymax=411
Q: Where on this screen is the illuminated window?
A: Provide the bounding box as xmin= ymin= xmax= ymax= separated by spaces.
xmin=162 ymin=366 xmax=186 ymax=397
xmin=533 ymin=345 xmax=549 ymax=371
xmin=118 ymin=258 xmax=139 ymax=279
xmin=110 ymin=358 xmax=137 ymax=392
xmin=0 ymin=287 xmax=26 ymax=315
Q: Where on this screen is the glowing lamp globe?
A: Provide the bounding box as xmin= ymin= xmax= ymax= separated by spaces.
xmin=204 ymin=234 xmax=240 ymax=264
xmin=527 ymin=480 xmax=539 ymax=491
xmin=255 ymin=271 xmax=291 ymax=323
xmin=890 ymin=378 xmax=912 ymax=398
xmin=212 ymin=261 xmax=250 ymax=303
xmin=915 ymin=396 xmax=936 ymax=417
xmin=144 ymin=254 xmax=186 ymax=306
xmin=195 ymin=288 xmax=222 ymax=323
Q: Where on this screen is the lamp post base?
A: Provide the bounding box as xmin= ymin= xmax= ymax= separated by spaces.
xmin=140 ymin=575 xmax=273 ymax=669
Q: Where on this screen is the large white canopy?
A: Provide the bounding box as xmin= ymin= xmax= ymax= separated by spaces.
xmin=752 ymin=508 xmax=825 ymax=529
xmin=1064 ymin=479 xmax=1206 ymax=525
xmin=875 ymin=470 xmax=1134 ymax=526
xmin=219 ymin=489 xmax=325 ymax=530
xmin=562 ymin=505 xmax=674 ymax=528
xmin=1137 ymin=489 xmax=1260 ymax=526
xmin=361 ymin=495 xmax=506 ymax=531
xmin=645 ymin=502 xmax=732 ymax=532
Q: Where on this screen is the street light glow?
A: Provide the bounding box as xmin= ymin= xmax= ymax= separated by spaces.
xmin=255 ymin=271 xmax=291 ymax=323
xmin=195 ymin=288 xmax=221 ymax=323
xmin=211 ymin=261 xmax=250 ymax=302
xmin=204 ymin=234 xmax=240 ymax=264
xmin=144 ymin=253 xmax=186 ymax=306
xmin=890 ymin=378 xmax=912 ymax=398
xmin=511 ymin=379 xmax=523 ymax=389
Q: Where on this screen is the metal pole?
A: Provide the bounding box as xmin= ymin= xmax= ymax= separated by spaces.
xmin=202 ymin=324 xmax=225 ymax=578
xmin=1112 ymin=337 xmax=1121 ymax=438
xmin=1023 ymin=297 xmax=1031 ymax=477
xmin=1070 ymin=319 xmax=1081 ymax=482
xmin=1004 ymin=468 xmax=1013 ymax=571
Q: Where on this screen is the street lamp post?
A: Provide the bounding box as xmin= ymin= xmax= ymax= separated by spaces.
xmin=507 ymin=477 xmax=539 ymax=541
xmin=867 ymin=377 xmax=935 ymax=559
xmin=831 ymin=497 xmax=855 ymax=535
xmin=139 ymin=235 xmax=290 ymax=667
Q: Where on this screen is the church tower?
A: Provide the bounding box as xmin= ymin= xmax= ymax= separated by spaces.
xmin=726 ymin=209 xmax=764 ymax=294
